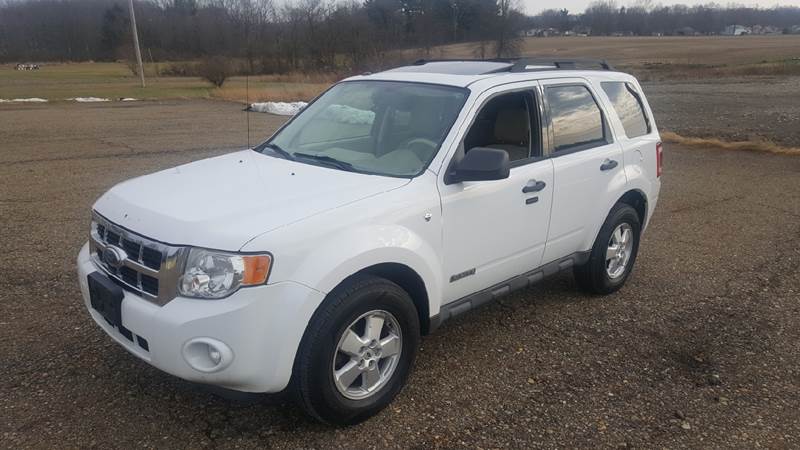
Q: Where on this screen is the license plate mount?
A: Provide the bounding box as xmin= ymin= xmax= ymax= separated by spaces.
xmin=88 ymin=272 xmax=124 ymax=327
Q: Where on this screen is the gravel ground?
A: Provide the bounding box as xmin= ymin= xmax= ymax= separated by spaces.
xmin=2 ymin=100 xmax=800 ymax=448
xmin=642 ymin=76 xmax=800 ymax=147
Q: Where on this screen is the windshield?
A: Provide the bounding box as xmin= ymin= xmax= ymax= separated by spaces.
xmin=257 ymin=81 xmax=468 ymax=177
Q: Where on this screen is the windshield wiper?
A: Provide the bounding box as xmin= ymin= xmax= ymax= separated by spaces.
xmin=293 ymin=152 xmax=356 ymax=172
xmin=261 ymin=143 xmax=294 ymax=160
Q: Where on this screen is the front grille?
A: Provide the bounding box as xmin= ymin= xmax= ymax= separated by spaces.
xmin=106 ymin=230 xmax=121 ymax=246
xmin=90 ymin=212 xmax=186 ymax=306
xmin=121 ymin=238 xmax=140 ymax=259
xmin=141 ymin=247 xmax=162 ymax=270
xmin=119 ymin=266 xmax=139 ymax=286
xmin=141 ymin=274 xmax=159 ymax=296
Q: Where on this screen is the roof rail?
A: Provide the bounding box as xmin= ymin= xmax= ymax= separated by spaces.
xmin=411 ymin=57 xmax=615 ymax=73
xmin=508 ymin=58 xmax=614 ymax=72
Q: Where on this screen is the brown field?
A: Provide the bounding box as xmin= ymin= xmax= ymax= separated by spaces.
xmin=417 ymin=35 xmax=800 ymax=66
xmin=408 ymin=35 xmax=800 ymax=82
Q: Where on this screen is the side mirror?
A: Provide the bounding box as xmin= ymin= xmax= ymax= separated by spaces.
xmin=447 ymin=147 xmax=510 ymax=184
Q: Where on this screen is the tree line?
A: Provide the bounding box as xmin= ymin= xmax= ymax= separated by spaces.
xmin=1 ymin=0 xmax=799 ymax=73
xmin=533 ymin=1 xmax=800 ymax=36
xmin=0 ymin=0 xmax=526 ymax=72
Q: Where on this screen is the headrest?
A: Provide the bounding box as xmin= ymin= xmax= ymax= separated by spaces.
xmin=493 ymin=108 xmax=529 ymax=144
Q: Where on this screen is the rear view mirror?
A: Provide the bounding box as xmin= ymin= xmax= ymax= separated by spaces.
xmin=447 ymin=147 xmax=510 ymax=184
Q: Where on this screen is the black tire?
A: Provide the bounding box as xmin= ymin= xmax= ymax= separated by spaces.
xmin=293 ymin=274 xmax=420 ymax=426
xmin=574 ymin=203 xmax=641 ymax=295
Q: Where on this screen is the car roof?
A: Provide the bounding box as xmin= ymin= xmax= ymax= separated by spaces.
xmin=345 ymin=59 xmax=637 ymax=90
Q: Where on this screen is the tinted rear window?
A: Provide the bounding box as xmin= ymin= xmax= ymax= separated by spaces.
xmin=601 ymin=82 xmax=650 ymax=138
xmin=545 ymin=85 xmax=607 ymax=152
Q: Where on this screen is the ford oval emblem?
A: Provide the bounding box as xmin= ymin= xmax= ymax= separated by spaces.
xmin=103 ymin=246 xmax=127 ymax=268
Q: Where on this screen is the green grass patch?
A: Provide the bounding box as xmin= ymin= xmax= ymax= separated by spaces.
xmin=0 ymin=62 xmax=214 ymax=101
xmin=0 ymin=61 xmax=334 ymax=102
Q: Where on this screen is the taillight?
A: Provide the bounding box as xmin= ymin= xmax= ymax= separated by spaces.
xmin=656 ymin=142 xmax=663 ymax=178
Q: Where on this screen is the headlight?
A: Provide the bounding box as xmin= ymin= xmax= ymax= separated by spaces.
xmin=178 ymin=248 xmax=271 ymax=299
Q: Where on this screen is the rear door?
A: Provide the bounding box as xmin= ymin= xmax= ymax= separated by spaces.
xmin=539 ymin=78 xmax=628 ymax=263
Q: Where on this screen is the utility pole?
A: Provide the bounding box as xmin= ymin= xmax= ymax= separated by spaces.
xmin=451 ymin=0 xmax=458 ymax=42
xmin=128 ymin=0 xmax=145 ymax=88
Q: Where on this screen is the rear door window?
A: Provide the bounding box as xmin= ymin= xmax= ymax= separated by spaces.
xmin=545 ymin=85 xmax=608 ymax=153
xmin=601 ymin=82 xmax=650 ymax=138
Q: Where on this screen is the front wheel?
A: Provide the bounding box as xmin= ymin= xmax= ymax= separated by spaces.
xmin=293 ymin=275 xmax=420 ymax=425
xmin=574 ymin=203 xmax=641 ymax=295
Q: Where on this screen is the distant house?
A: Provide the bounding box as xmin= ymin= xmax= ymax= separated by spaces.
xmin=522 ymin=28 xmax=560 ymax=37
xmin=574 ymin=26 xmax=591 ymax=36
xmin=723 ymin=25 xmax=751 ymax=36
xmin=15 ymin=63 xmax=40 ymax=70
xmin=676 ymin=26 xmax=697 ymax=36
xmin=751 ymin=25 xmax=781 ymax=35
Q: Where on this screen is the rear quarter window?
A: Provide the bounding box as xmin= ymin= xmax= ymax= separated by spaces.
xmin=601 ymin=82 xmax=651 ymax=138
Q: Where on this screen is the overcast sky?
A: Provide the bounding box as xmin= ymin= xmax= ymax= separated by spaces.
xmin=521 ymin=0 xmax=800 ymax=14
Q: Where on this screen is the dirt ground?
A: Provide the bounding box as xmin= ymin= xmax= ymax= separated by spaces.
xmin=2 ymin=99 xmax=800 ymax=448
xmin=642 ymin=76 xmax=800 ymax=147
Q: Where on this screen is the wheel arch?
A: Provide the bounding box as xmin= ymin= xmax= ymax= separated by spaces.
xmin=339 ymin=263 xmax=432 ymax=335
xmin=617 ymin=189 xmax=648 ymax=226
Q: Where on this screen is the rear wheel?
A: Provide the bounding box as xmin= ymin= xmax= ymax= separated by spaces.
xmin=293 ymin=274 xmax=420 ymax=425
xmin=574 ymin=203 xmax=641 ymax=295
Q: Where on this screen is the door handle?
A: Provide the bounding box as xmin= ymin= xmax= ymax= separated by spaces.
xmin=522 ymin=180 xmax=546 ymax=193
xmin=600 ymin=159 xmax=619 ymax=171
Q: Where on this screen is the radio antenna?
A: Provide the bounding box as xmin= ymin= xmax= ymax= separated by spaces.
xmin=245 ymin=72 xmax=251 ymax=148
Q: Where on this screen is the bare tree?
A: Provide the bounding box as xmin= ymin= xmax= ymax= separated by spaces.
xmin=493 ymin=0 xmax=523 ymax=57
xmin=2 ymin=0 xmax=799 ymax=70
xmin=198 ymin=56 xmax=232 ymax=87
xmin=224 ymin=0 xmax=275 ymax=73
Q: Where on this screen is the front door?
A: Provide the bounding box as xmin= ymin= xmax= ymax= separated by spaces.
xmin=439 ymin=85 xmax=554 ymax=304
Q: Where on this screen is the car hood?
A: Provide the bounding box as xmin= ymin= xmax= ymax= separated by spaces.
xmin=93 ymin=150 xmax=410 ymax=250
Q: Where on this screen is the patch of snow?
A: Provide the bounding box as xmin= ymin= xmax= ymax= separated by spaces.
xmin=249 ymin=101 xmax=307 ymax=116
xmin=246 ymin=102 xmax=376 ymax=127
xmin=120 ymin=98 xmax=138 ymax=101
xmin=70 ymin=97 xmax=110 ymax=102
xmin=319 ymin=104 xmax=375 ymax=125
xmin=0 ymin=98 xmax=48 ymax=103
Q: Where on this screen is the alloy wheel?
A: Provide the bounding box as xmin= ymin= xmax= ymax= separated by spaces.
xmin=332 ymin=310 xmax=403 ymax=400
xmin=605 ymin=223 xmax=633 ymax=279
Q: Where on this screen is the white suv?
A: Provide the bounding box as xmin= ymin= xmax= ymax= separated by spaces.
xmin=77 ymin=58 xmax=662 ymax=425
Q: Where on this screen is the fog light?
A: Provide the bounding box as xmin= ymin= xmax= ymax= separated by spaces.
xmin=182 ymin=337 xmax=233 ymax=373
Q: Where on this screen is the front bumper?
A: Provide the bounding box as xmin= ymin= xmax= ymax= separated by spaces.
xmin=77 ymin=242 xmax=326 ymax=393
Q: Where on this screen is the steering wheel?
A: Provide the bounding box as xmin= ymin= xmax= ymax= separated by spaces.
xmin=401 ymin=137 xmax=438 ymax=160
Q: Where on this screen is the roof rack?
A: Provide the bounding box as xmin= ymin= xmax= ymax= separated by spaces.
xmin=411 ymin=57 xmax=615 ymax=73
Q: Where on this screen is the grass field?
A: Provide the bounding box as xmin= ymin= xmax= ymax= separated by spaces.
xmin=0 ymin=62 xmax=209 ymax=100
xmin=3 ymin=35 xmax=799 ymax=103
xmin=0 ymin=62 xmax=331 ymax=103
